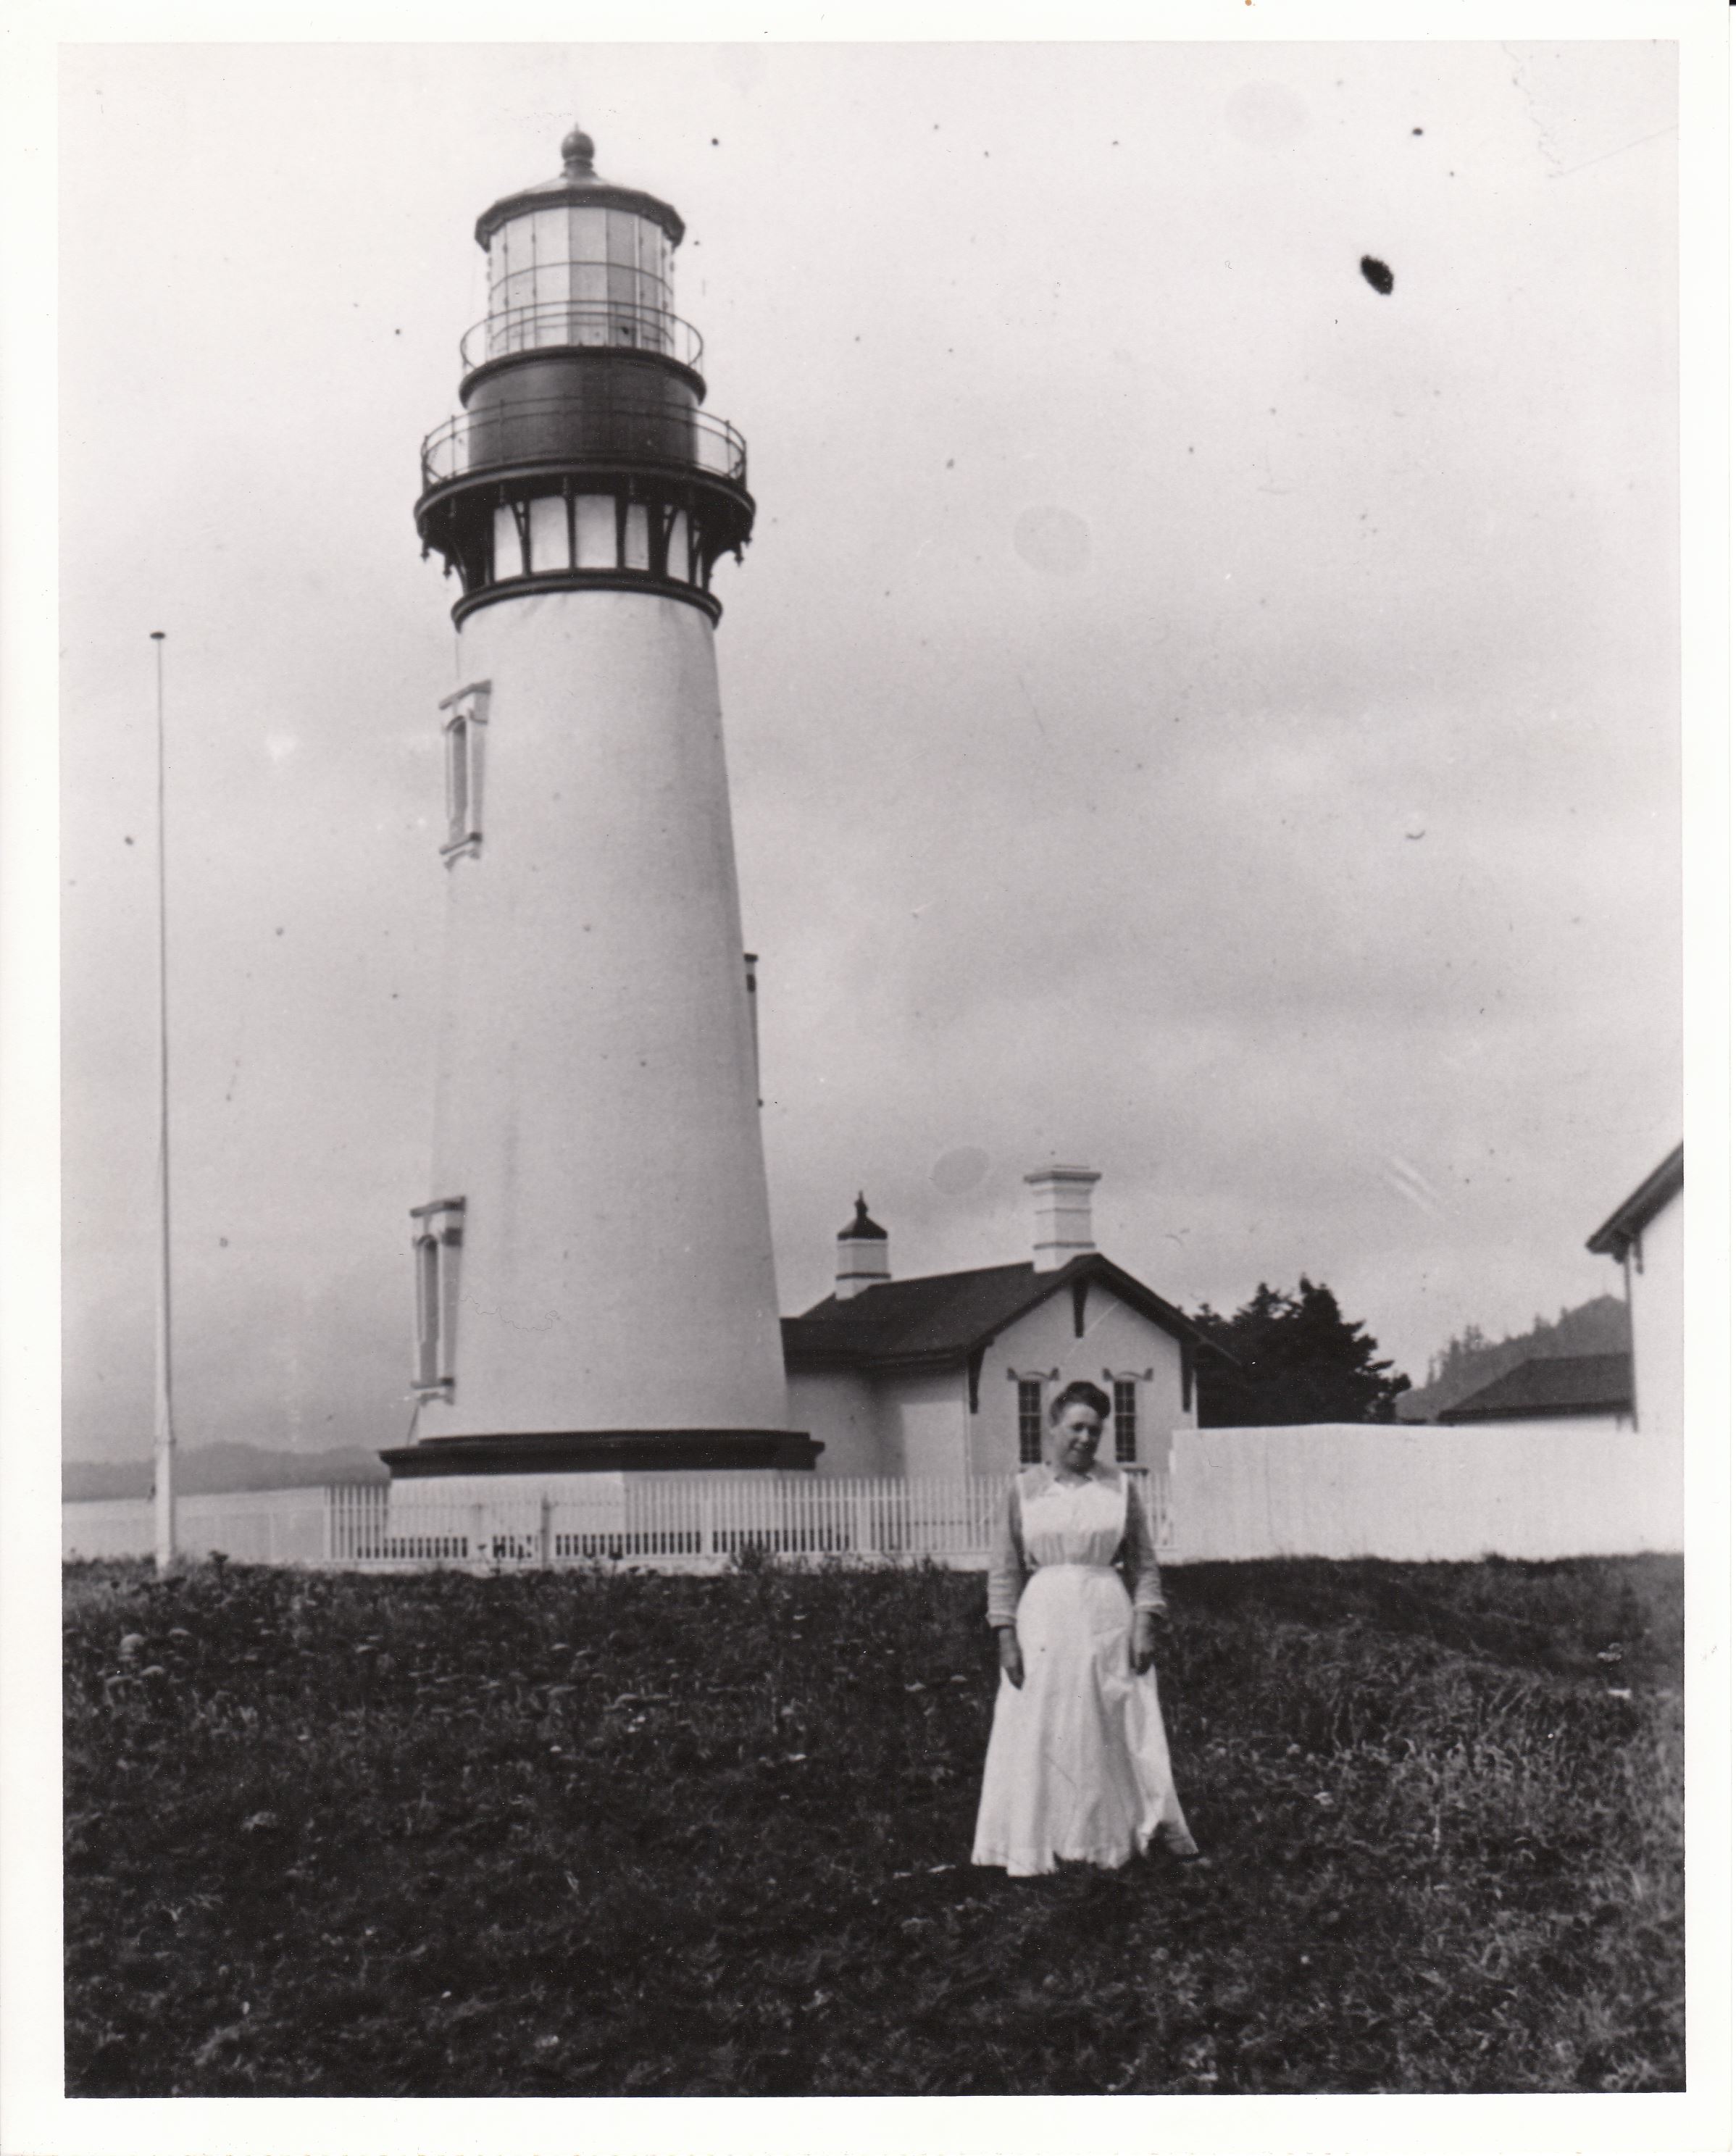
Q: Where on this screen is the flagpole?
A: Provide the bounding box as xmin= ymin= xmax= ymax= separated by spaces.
xmin=151 ymin=630 xmax=176 ymax=1575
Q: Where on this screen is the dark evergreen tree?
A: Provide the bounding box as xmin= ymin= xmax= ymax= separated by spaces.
xmin=1193 ymin=1277 xmax=1411 ymax=1426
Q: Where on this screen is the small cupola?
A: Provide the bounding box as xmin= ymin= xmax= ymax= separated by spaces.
xmin=835 ymin=1194 xmax=890 ymax=1300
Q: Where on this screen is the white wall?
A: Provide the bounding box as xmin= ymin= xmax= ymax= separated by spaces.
xmin=1629 ymin=1183 xmax=1683 ymax=1444
xmin=1165 ymin=1418 xmax=1682 ymax=1563
xmin=417 ymin=590 xmax=790 ymax=1442
xmin=882 ymin=1368 xmax=970 ymax=1479
xmin=62 ymin=1488 xmax=331 ymax=1563
xmin=789 ymin=1369 xmax=886 ymax=1476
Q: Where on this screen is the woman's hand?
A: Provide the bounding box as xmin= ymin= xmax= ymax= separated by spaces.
xmin=996 ymin=1628 xmax=1025 ymax=1689
xmin=1131 ymin=1610 xmax=1165 ymax=1675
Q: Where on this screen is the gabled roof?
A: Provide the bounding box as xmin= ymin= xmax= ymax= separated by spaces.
xmin=1587 ymin=1143 xmax=1684 ymax=1261
xmin=1436 ymin=1352 xmax=1633 ymax=1424
xmin=782 ymin=1252 xmax=1222 ymax=1374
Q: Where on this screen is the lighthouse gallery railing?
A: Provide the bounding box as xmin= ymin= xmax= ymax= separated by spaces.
xmin=420 ymin=400 xmax=748 ymax=490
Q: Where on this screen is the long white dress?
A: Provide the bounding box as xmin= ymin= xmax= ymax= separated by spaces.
xmin=972 ymin=1466 xmax=1197 ymax=1876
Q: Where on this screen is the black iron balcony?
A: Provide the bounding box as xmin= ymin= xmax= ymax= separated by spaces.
xmin=420 ymin=398 xmax=748 ymax=493
xmin=459 ymin=298 xmax=704 ymax=378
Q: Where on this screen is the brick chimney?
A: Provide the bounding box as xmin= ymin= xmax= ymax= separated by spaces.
xmin=1026 ymin=1165 xmax=1100 ymax=1271
xmin=835 ymin=1194 xmax=890 ymax=1300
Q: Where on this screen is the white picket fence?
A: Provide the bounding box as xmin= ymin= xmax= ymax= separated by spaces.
xmin=322 ymin=1471 xmax=1169 ymax=1571
xmin=66 ymin=1420 xmax=1677 ymax=1572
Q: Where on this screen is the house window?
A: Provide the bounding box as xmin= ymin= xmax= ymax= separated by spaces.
xmin=1112 ymin=1377 xmax=1138 ymax=1463
xmin=410 ymin=1197 xmax=465 ymax=1396
xmin=438 ymin=682 xmax=491 ymax=860
xmin=1017 ymin=1377 xmax=1044 ymax=1464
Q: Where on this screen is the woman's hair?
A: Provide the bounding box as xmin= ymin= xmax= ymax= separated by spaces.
xmin=1048 ymin=1379 xmax=1111 ymax=1426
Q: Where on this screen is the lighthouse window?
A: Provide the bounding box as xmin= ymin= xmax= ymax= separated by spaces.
xmin=493 ymin=504 xmax=525 ymax=580
xmin=413 ymin=1234 xmax=439 ymax=1387
xmin=575 ymin=494 xmax=616 ymax=569
xmin=623 ymin=503 xmax=651 ymax=572
xmin=438 ymin=681 xmax=490 ymax=860
xmin=409 ymin=1197 xmax=465 ymax=1397
xmin=665 ymin=509 xmax=690 ymax=583
xmin=528 ymin=496 xmax=569 ymax=574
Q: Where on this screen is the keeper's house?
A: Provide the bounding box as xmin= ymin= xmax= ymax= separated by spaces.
xmin=782 ymin=1167 xmax=1221 ymax=1480
xmin=1435 ymin=1352 xmax=1634 ymax=1429
xmin=1587 ymin=1141 xmax=1684 ymax=1443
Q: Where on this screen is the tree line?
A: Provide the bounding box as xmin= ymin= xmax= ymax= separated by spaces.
xmin=1192 ymin=1279 xmax=1412 ymax=1426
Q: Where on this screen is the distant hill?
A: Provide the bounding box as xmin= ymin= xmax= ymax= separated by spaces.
xmin=1399 ymin=1294 xmax=1631 ymax=1424
xmin=63 ymin=1442 xmax=389 ymax=1502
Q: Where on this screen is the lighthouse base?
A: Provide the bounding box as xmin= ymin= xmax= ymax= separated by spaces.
xmin=380 ymin=1428 xmax=820 ymax=1479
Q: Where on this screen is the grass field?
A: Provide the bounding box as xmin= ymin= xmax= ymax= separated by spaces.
xmin=64 ymin=1551 xmax=1683 ymax=2097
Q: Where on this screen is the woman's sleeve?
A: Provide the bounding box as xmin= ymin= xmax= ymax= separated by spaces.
xmin=1121 ymin=1482 xmax=1169 ymax=1617
xmin=985 ymin=1479 xmax=1027 ymax=1629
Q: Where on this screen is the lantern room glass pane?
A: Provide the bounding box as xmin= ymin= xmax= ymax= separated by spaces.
xmin=531 ymin=209 xmax=569 ymax=306
xmin=607 ymin=262 xmax=639 ymax=342
xmin=495 ymin=221 xmax=535 ymax=312
xmin=572 ymin=206 xmax=607 ymax=263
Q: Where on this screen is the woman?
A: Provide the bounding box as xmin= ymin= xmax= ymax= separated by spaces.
xmin=972 ymin=1380 xmax=1201 ymax=1876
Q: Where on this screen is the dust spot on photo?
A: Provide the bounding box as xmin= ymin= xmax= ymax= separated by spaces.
xmin=932 ymin=1147 xmax=990 ymax=1198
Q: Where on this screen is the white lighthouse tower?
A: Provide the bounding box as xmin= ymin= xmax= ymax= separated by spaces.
xmin=385 ymin=125 xmax=813 ymax=1481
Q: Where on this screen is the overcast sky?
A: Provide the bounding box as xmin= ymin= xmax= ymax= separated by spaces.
xmin=57 ymin=38 xmax=1682 ymax=1463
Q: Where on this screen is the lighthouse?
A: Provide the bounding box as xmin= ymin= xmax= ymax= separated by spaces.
xmin=385 ymin=125 xmax=814 ymax=1480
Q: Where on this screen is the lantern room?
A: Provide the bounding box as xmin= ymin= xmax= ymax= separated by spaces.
xmin=414 ymin=126 xmax=754 ymax=621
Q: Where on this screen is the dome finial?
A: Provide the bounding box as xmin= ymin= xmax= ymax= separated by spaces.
xmin=562 ymin=123 xmax=596 ymax=177
xmin=838 ymin=1193 xmax=888 ymax=1242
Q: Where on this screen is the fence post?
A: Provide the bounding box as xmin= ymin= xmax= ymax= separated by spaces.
xmin=699 ymin=1483 xmax=717 ymax=1561
xmin=539 ymin=1492 xmax=553 ymax=1568
xmin=852 ymin=1484 xmax=874 ymax=1557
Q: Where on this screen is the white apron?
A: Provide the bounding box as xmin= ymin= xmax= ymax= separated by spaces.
xmin=972 ymin=1469 xmax=1196 ymax=1876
